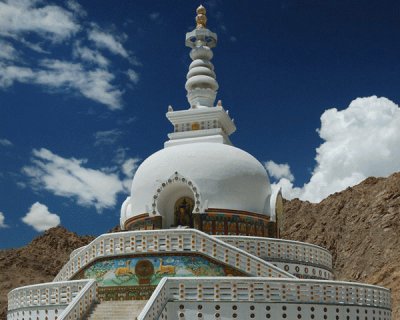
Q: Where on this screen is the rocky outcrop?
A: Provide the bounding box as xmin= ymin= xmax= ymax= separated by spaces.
xmin=282 ymin=172 xmax=400 ymax=320
xmin=0 ymin=227 xmax=94 ymax=320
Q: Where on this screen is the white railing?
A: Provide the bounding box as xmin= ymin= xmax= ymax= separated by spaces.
xmin=137 ymin=277 xmax=392 ymax=320
xmin=138 ymin=277 xmax=169 ymax=320
xmin=58 ymin=279 xmax=97 ymax=320
xmin=69 ymin=245 xmax=87 ymax=259
xmin=216 ymin=235 xmax=332 ymax=269
xmin=54 ymin=229 xmax=295 ymax=282
xmin=7 ymin=280 xmax=95 ymax=320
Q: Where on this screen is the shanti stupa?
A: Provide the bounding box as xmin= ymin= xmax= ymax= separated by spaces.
xmin=7 ymin=6 xmax=392 ymax=320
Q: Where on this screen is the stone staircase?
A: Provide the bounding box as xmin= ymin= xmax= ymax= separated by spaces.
xmin=86 ymin=300 xmax=148 ymax=320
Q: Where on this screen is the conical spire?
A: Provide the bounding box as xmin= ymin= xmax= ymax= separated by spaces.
xmin=185 ymin=5 xmax=218 ymax=108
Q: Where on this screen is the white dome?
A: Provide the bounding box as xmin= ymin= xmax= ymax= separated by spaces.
xmin=123 ymin=142 xmax=272 ymax=228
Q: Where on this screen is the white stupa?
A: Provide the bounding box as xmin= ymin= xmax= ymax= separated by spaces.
xmin=121 ymin=5 xmax=275 ymax=234
xmin=7 ymin=6 xmax=392 ymax=320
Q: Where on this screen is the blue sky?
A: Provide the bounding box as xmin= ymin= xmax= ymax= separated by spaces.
xmin=1 ymin=0 xmax=400 ymax=248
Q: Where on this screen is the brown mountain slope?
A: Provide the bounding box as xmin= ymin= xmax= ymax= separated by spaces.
xmin=0 ymin=227 xmax=94 ymax=320
xmin=282 ymin=172 xmax=400 ymax=319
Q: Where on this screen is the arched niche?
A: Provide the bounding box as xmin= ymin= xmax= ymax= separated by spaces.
xmin=151 ymin=172 xmax=201 ymax=229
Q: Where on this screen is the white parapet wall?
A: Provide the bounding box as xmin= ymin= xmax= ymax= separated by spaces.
xmin=138 ymin=277 xmax=392 ymax=320
xmin=7 ymin=280 xmax=97 ymax=320
xmin=216 ymin=235 xmax=333 ymax=279
xmin=54 ymin=229 xmax=294 ymax=282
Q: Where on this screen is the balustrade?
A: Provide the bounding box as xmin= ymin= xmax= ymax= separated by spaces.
xmin=54 ymin=229 xmax=294 ymax=282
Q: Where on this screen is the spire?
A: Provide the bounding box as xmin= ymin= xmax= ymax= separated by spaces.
xmin=164 ymin=6 xmax=236 ymax=148
xmin=196 ymin=5 xmax=207 ymax=29
xmin=185 ymin=5 xmax=218 ymax=108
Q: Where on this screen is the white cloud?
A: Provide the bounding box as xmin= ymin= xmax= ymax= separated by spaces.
xmin=21 ymin=202 xmax=60 ymax=232
xmin=23 ymin=148 xmax=126 ymax=210
xmin=122 ymin=158 xmax=140 ymax=178
xmin=269 ymin=96 xmax=400 ymax=203
xmin=94 ymin=129 xmax=122 ymax=146
xmin=0 ymin=212 xmax=8 ymax=228
xmin=121 ymin=157 xmax=140 ymax=192
xmin=88 ymin=29 xmax=129 ymax=58
xmin=66 ymin=0 xmax=87 ymax=17
xmin=73 ymin=42 xmax=109 ymax=67
xmin=0 ymin=59 xmax=123 ymax=109
xmin=0 ymin=0 xmax=79 ymax=41
xmin=265 ymin=160 xmax=294 ymax=182
xmin=126 ymin=69 xmax=139 ymax=84
xmin=0 ymin=40 xmax=19 ymax=61
xmin=0 ymin=138 xmax=13 ymax=147
xmin=0 ymin=0 xmax=139 ymax=110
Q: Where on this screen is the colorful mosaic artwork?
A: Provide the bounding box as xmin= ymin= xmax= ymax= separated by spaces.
xmin=80 ymin=255 xmax=243 ymax=287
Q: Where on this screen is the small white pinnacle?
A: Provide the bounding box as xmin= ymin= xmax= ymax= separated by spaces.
xmin=168 ymin=105 xmax=173 ymax=112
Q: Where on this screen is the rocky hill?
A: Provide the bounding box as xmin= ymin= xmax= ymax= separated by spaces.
xmin=282 ymin=172 xmax=400 ymax=319
xmin=0 ymin=173 xmax=399 ymax=319
xmin=0 ymin=227 xmax=94 ymax=320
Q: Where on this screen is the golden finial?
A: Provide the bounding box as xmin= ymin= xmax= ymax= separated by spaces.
xmin=196 ymin=5 xmax=207 ymax=29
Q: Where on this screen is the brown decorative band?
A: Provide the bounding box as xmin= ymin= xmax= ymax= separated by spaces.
xmin=124 ymin=208 xmax=278 ymax=237
xmin=124 ymin=214 xmax=162 ymax=231
xmin=194 ymin=209 xmax=277 ymax=237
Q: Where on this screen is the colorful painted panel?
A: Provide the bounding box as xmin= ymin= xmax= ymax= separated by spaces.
xmin=193 ymin=210 xmax=277 ymax=237
xmin=80 ymin=255 xmax=244 ymax=287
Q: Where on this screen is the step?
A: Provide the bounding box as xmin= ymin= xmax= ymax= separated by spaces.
xmin=86 ymin=300 xmax=148 ymax=320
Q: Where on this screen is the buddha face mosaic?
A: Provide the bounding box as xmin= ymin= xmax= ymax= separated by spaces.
xmin=81 ymin=255 xmax=243 ymax=287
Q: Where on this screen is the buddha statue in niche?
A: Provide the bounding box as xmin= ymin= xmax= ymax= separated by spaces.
xmin=174 ymin=197 xmax=194 ymax=227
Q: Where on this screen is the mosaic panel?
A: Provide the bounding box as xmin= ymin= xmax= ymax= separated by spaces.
xmin=77 ymin=255 xmax=244 ymax=288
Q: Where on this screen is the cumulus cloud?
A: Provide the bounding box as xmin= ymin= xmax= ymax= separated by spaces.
xmin=21 ymin=202 xmax=60 ymax=232
xmin=94 ymin=129 xmax=122 ymax=146
xmin=0 ymin=138 xmax=13 ymax=147
xmin=23 ymin=148 xmax=126 ymax=210
xmin=0 ymin=0 xmax=139 ymax=110
xmin=265 ymin=161 xmax=294 ymax=182
xmin=0 ymin=212 xmax=8 ymax=228
xmin=269 ymin=96 xmax=400 ymax=203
